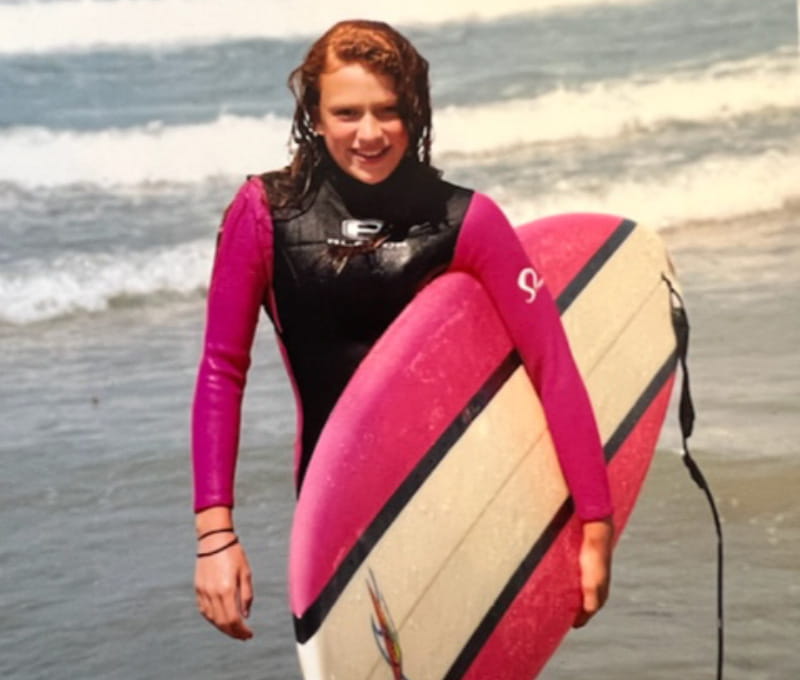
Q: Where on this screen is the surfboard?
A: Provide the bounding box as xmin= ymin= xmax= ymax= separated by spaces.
xmin=289 ymin=214 xmax=680 ymax=680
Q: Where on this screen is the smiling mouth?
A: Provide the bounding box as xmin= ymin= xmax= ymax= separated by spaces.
xmin=353 ymin=147 xmax=390 ymax=161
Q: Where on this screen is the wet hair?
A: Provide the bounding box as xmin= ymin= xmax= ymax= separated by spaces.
xmin=268 ymin=20 xmax=434 ymax=208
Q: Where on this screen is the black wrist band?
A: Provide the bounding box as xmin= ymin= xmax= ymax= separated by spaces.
xmin=197 ymin=527 xmax=235 ymax=541
xmin=196 ymin=536 xmax=239 ymax=558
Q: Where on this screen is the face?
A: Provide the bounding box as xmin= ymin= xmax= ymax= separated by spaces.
xmin=315 ymin=60 xmax=410 ymax=185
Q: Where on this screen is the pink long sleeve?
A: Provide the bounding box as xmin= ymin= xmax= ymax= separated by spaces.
xmin=192 ymin=177 xmax=273 ymax=512
xmin=451 ymin=192 xmax=612 ymax=521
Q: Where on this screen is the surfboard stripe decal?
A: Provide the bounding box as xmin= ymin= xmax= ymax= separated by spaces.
xmin=603 ymin=349 xmax=677 ymax=462
xmin=555 ymin=219 xmax=636 ymax=314
xmin=293 ymin=217 xmax=639 ymax=645
xmin=293 ymin=350 xmax=521 ymax=644
xmin=442 ymin=348 xmax=678 ymax=680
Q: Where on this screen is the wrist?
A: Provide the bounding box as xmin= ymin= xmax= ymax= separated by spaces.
xmin=581 ymin=516 xmax=614 ymax=544
xmin=196 ymin=534 xmax=239 ymax=558
xmin=195 ymin=505 xmax=234 ymax=538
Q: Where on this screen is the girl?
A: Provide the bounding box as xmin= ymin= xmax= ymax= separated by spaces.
xmin=192 ymin=19 xmax=613 ymax=643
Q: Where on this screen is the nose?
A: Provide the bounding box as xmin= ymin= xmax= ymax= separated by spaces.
xmin=356 ymin=113 xmax=383 ymax=146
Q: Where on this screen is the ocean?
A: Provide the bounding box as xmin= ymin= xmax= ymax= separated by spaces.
xmin=0 ymin=0 xmax=798 ymax=678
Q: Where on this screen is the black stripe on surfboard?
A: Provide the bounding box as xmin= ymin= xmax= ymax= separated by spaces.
xmin=442 ymin=349 xmax=679 ymax=680
xmin=556 ymin=218 xmax=636 ymax=314
xmin=294 ymin=350 xmax=520 ymax=644
xmin=293 ymin=217 xmax=637 ymax=645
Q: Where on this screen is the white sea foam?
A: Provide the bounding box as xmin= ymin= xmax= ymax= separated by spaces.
xmin=435 ymin=51 xmax=800 ymax=154
xmin=0 ymin=0 xmax=653 ymax=54
xmin=1 ymin=52 xmax=796 ymax=188
xmin=500 ymin=148 xmax=800 ymax=228
xmin=4 ymin=147 xmax=799 ymax=325
xmin=0 ymin=115 xmax=293 ymax=188
xmin=0 ymin=239 xmax=214 ymax=324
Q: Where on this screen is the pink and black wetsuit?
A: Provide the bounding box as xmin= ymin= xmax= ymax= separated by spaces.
xmin=192 ymin=157 xmax=612 ymax=521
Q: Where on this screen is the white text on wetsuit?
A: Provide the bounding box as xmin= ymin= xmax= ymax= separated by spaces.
xmin=517 ymin=266 xmax=544 ymax=303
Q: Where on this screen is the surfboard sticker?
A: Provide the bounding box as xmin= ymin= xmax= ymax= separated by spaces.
xmin=291 ymin=214 xmax=678 ymax=680
xmin=367 ymin=569 xmax=409 ymax=680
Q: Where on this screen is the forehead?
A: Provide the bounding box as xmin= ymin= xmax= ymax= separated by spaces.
xmin=318 ymin=60 xmax=398 ymax=104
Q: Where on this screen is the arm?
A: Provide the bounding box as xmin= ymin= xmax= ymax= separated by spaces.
xmin=451 ymin=193 xmax=612 ymax=520
xmin=191 ymin=177 xmax=273 ymax=639
xmin=451 ymin=193 xmax=613 ymax=624
xmin=192 ymin=176 xmax=273 ymax=511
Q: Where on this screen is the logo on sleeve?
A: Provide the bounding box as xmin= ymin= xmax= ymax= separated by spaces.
xmin=518 ymin=266 xmax=544 ymax=303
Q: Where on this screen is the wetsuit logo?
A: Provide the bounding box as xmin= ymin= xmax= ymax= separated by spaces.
xmin=367 ymin=569 xmax=410 ymax=680
xmin=341 ymin=218 xmax=386 ymax=241
xmin=518 ymin=266 xmax=544 ymax=303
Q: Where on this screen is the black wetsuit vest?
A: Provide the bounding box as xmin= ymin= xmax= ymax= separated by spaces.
xmin=261 ymin=158 xmax=473 ymax=488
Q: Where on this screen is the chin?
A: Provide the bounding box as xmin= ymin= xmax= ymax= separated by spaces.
xmin=358 ymin=156 xmax=408 ymax=184
xmin=354 ymin=170 xmax=391 ymax=184
xmin=347 ymin=148 xmax=406 ymax=184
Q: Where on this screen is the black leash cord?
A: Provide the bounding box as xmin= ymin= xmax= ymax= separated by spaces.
xmin=663 ymin=274 xmax=724 ymax=680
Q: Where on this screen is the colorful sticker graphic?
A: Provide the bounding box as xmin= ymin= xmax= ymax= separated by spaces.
xmin=367 ymin=569 xmax=410 ymax=680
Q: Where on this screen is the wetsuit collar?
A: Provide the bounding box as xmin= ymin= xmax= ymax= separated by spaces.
xmin=322 ymin=150 xmax=436 ymax=228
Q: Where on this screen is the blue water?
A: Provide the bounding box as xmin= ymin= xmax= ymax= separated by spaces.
xmin=0 ymin=0 xmax=798 ymax=678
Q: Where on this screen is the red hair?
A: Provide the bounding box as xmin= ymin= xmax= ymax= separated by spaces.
xmin=270 ymin=20 xmax=434 ymax=206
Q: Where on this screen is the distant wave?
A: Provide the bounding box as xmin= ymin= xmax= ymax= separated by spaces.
xmin=0 ymin=114 xmax=292 ymax=187
xmin=0 ymin=239 xmax=213 ymax=324
xmin=0 ymin=0 xmax=653 ymax=54
xmin=3 ymin=147 xmax=799 ymax=325
xmin=0 ymin=52 xmax=796 ymax=188
xmin=500 ymin=148 xmax=800 ymax=229
xmin=435 ymin=51 xmax=800 ymax=154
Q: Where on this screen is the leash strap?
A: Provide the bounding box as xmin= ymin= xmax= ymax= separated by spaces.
xmin=663 ymin=274 xmax=724 ymax=680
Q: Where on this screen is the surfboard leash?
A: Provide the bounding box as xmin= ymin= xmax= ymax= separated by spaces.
xmin=662 ymin=274 xmax=724 ymax=680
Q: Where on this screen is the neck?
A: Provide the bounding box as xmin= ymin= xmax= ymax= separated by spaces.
xmin=328 ymin=154 xmax=416 ymax=211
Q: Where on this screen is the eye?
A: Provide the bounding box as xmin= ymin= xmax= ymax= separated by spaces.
xmin=332 ymin=107 xmax=359 ymax=120
xmin=378 ymin=105 xmax=401 ymax=120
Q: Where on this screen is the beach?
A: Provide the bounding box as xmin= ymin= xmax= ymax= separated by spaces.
xmin=0 ymin=0 xmax=798 ymax=677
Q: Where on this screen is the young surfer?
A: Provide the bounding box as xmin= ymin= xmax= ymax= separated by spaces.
xmin=192 ymin=19 xmax=614 ymax=643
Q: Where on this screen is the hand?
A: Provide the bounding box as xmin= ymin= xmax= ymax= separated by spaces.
xmin=194 ymin=507 xmax=254 ymax=640
xmin=195 ymin=537 xmax=254 ymax=639
xmin=573 ymin=516 xmax=614 ymax=628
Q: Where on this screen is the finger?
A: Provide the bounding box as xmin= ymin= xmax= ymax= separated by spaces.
xmin=597 ymin=579 xmax=610 ymax=608
xmin=230 ymin=616 xmax=254 ymax=640
xmin=197 ymin=576 xmax=236 ymax=636
xmin=573 ymin=600 xmax=596 ymax=628
xmin=240 ymin=569 xmax=254 ymax=619
xmin=197 ymin=592 xmax=211 ymax=622
xmin=218 ymin=590 xmax=253 ymax=640
xmin=583 ymin=584 xmax=601 ymax=615
xmin=576 ymin=585 xmax=600 ymax=627
xmin=208 ymin=592 xmax=235 ymax=637
xmin=195 ymin=567 xmax=217 ymax=620
xmin=573 ymin=608 xmax=590 ymax=628
xmin=195 ymin=584 xmax=215 ymax=623
xmin=592 ymin=567 xmax=611 ymax=609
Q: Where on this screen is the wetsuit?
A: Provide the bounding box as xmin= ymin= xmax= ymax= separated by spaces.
xmin=192 ymin=158 xmax=612 ymax=521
